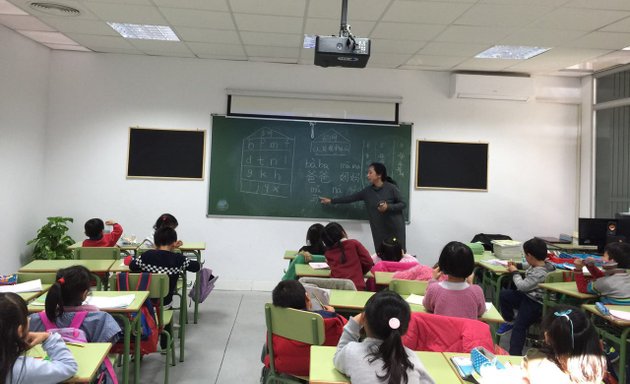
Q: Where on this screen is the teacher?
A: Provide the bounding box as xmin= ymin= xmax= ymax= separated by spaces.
xmin=320 ymin=162 xmax=406 ymax=252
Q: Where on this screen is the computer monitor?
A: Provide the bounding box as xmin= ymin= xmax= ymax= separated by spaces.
xmin=579 ymin=218 xmax=629 ymax=253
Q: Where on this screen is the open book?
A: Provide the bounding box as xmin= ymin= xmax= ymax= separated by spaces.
xmin=308 ymin=262 xmax=330 ymax=270
xmin=0 ymin=279 xmax=42 ymax=293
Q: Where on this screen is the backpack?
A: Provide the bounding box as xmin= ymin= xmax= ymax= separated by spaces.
xmin=39 ymin=311 xmax=118 ymax=384
xmin=188 ymin=268 xmax=215 ymax=304
xmin=470 ymin=233 xmax=512 ymax=251
xmin=112 ymin=272 xmax=159 ymax=355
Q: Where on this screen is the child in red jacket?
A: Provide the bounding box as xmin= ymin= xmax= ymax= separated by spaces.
xmin=262 ymin=280 xmax=347 ymax=378
xmin=82 ymin=218 xmax=123 ymax=247
xmin=322 ymin=222 xmax=374 ymax=290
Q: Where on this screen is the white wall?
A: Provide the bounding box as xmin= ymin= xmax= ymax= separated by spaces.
xmin=39 ymin=51 xmax=580 ymax=289
xmin=0 ymin=26 xmax=50 ymax=273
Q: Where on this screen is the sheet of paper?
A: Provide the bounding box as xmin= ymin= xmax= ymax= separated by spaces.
xmin=610 ymin=309 xmax=630 ymax=321
xmin=485 ymin=302 xmax=493 ymax=312
xmin=0 ymin=279 xmax=42 ymax=293
xmin=308 ymin=262 xmax=330 ymax=270
xmin=484 ymin=259 xmax=509 ymax=266
xmin=405 ymin=294 xmax=424 ymax=305
xmin=84 ymin=294 xmax=135 ymax=309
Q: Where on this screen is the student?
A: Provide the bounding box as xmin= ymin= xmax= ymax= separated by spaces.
xmin=321 ymin=222 xmax=374 ymax=290
xmin=574 ymin=241 xmax=630 ymax=305
xmin=372 ymin=237 xmax=418 ymax=264
xmin=262 ymin=280 xmax=347 ymax=377
xmin=320 ymin=162 xmax=407 ymax=252
xmin=497 ymin=237 xmax=556 ymax=355
xmin=281 ymin=223 xmax=327 ymax=281
xmin=126 ymin=227 xmax=202 ymax=307
xmin=83 ymin=218 xmax=123 ymax=247
xmin=334 ymin=290 xmax=435 ymax=384
xmin=522 ymin=305 xmax=606 ymax=384
xmin=422 ymin=241 xmax=485 ymax=320
xmin=141 ymin=213 xmax=182 ymax=248
xmin=1 ymin=292 xmax=77 ymax=384
xmin=29 ymin=266 xmax=121 ymax=344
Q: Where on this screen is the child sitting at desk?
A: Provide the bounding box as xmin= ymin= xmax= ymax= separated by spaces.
xmin=321 ymin=222 xmax=374 ymax=290
xmin=574 ymin=242 xmax=630 ymax=305
xmin=281 ymin=223 xmax=327 ymax=281
xmin=371 ymin=237 xmax=419 ymax=264
xmin=82 ymin=218 xmax=123 ymax=247
xmin=262 ymin=280 xmax=347 ymax=378
xmin=497 ymin=237 xmax=556 ymax=355
xmin=1 ymin=292 xmax=77 ymax=384
xmin=140 ymin=213 xmax=183 ymax=249
xmin=422 ymin=241 xmax=486 ymax=320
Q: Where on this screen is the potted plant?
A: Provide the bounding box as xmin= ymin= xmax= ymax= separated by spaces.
xmin=27 ymin=216 xmax=75 ymax=260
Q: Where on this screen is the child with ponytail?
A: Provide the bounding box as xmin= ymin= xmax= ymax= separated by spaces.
xmin=322 ymin=222 xmax=373 ymax=290
xmin=334 ymin=290 xmax=434 ymax=384
xmin=0 ymin=292 xmax=77 ymax=384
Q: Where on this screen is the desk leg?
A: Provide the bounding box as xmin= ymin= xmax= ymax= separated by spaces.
xmin=113 ymin=314 xmax=130 ymax=384
xmin=133 ymin=315 xmax=141 ymax=384
xmin=193 ymin=250 xmax=201 ymax=324
xmin=495 ymin=274 xmax=508 ymax=307
xmin=620 ymin=328 xmax=630 ymax=384
xmin=542 ymin=290 xmax=550 ymax=318
xmin=179 ymin=271 xmax=186 ymax=362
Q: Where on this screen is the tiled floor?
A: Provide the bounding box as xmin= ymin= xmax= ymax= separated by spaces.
xmin=133 ymin=290 xmax=270 ymax=384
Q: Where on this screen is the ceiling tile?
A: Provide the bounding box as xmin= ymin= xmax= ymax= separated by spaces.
xmin=88 ymin=46 xmax=144 ymax=54
xmin=0 ymin=14 xmax=55 ymax=31
xmin=173 ymin=27 xmax=240 ymax=44
xmin=84 ymin=3 xmax=168 ymax=24
xmin=566 ymin=31 xmax=630 ymax=50
xmin=435 ymin=25 xmax=515 ymax=44
xmin=152 ymin=0 xmax=229 ymax=11
xmin=479 ymin=0 xmax=567 ymax=5
xmin=383 ymin=1 xmax=472 ymax=24
xmin=39 ymin=17 xmax=118 ymax=35
xmin=187 ymin=41 xmax=246 ymax=56
xmin=307 ymin=0 xmax=391 ymax=21
xmin=499 ymin=28 xmax=586 ymax=47
xmin=0 ymin=0 xmax=27 ymax=15
xmin=161 ymin=8 xmax=234 ymax=29
xmin=601 ymin=17 xmax=630 ymax=33
xmin=564 ymin=0 xmax=630 ymax=11
xmin=17 ymin=30 xmax=76 ymax=44
xmin=453 ymin=57 xmax=515 ymax=71
xmin=370 ymin=38 xmax=426 ymax=54
xmin=420 ymin=41 xmax=490 ymax=57
xmin=8 ymin=0 xmax=99 ymax=20
xmin=406 ymin=55 xmax=465 ymax=68
xmin=240 ymin=31 xmax=301 ymax=47
xmin=371 ymin=22 xmax=445 ymax=41
xmin=196 ymin=53 xmax=247 ymax=60
xmin=86 ymin=0 xmax=153 ymax=4
xmin=128 ymin=39 xmax=192 ymax=52
xmin=531 ymin=8 xmax=630 ymax=31
xmin=229 ymin=0 xmax=306 ymax=17
xmin=234 ymin=14 xmax=302 ymax=34
xmin=244 ymin=45 xmax=299 ymax=58
xmin=249 ymin=57 xmax=297 ymax=64
xmin=44 ymin=43 xmax=90 ymax=51
xmin=367 ymin=52 xmax=411 ymax=68
xmin=454 ymin=4 xmax=553 ymax=27
xmin=508 ymin=47 xmax=612 ymax=70
xmin=303 ymin=18 xmax=374 ymax=36
xmin=66 ymin=32 xmax=137 ymax=49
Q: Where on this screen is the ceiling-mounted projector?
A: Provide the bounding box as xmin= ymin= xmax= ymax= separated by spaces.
xmin=314 ymin=0 xmax=370 ymax=68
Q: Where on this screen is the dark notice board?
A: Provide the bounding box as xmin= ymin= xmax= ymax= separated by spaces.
xmin=127 ymin=128 xmax=205 ymax=179
xmin=415 ymin=140 xmax=488 ymax=191
xmin=208 ymin=116 xmax=411 ymax=219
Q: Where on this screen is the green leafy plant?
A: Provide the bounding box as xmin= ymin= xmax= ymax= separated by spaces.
xmin=27 ymin=216 xmax=75 ymax=260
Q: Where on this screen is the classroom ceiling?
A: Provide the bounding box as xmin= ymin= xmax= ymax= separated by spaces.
xmin=3 ymin=0 xmax=630 ymax=77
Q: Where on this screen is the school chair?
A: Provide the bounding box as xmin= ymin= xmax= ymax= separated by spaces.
xmin=388 ymin=279 xmax=428 ymax=295
xmin=263 ymin=303 xmax=326 ymax=384
xmin=16 ymin=272 xmax=57 ymax=284
xmin=108 ymin=272 xmax=176 ymax=384
xmin=298 ymin=277 xmax=356 ymax=291
xmin=74 ymin=247 xmax=120 ymax=260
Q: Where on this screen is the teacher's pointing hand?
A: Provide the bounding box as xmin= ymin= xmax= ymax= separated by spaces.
xmin=320 ymin=197 xmax=332 ymax=204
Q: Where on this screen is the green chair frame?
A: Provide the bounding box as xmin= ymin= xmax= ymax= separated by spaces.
xmin=388 ymin=279 xmax=428 ymax=295
xmin=108 ymin=273 xmax=176 ymax=384
xmin=264 ymin=303 xmax=325 ymax=384
xmin=17 ymin=272 xmax=57 ymax=284
xmin=74 ymin=247 xmax=120 ymax=260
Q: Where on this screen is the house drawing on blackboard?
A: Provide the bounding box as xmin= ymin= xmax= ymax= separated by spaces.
xmin=311 ymin=129 xmax=350 ymax=156
xmin=240 ymin=127 xmax=294 ymax=198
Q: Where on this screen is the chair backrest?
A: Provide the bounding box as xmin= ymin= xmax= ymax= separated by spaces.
xmin=265 ymin=303 xmax=325 ymax=345
xmin=17 ymin=272 xmax=57 ymax=284
xmin=545 ymin=270 xmax=573 ymax=283
xmin=75 ymin=247 xmax=120 ymax=260
xmin=108 ymin=272 xmax=169 ymax=326
xmin=389 ymin=279 xmax=428 ymax=295
xmin=298 ymin=277 xmax=356 ymax=291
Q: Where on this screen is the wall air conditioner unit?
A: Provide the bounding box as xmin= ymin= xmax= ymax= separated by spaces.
xmin=449 ymin=73 xmax=533 ymax=101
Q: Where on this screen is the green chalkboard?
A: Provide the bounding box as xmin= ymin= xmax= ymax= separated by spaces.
xmin=208 ymin=115 xmax=411 ymax=220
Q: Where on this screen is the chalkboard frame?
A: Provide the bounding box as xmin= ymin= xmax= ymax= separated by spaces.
xmin=415 ymin=140 xmax=488 ymax=191
xmin=207 ymin=115 xmax=412 ymax=220
xmin=126 ymin=127 xmax=206 ymax=180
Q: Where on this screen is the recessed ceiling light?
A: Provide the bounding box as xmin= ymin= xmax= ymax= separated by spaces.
xmin=475 ymin=45 xmax=549 ymax=60
xmin=107 ymin=22 xmax=179 ymax=41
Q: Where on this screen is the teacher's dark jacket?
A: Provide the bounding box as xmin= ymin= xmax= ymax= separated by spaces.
xmin=331 ymin=182 xmax=406 ymax=252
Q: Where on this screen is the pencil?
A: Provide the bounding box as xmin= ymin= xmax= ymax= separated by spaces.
xmin=65 ymin=342 xmax=85 ymax=348
xmin=311 ymin=292 xmax=326 ymax=308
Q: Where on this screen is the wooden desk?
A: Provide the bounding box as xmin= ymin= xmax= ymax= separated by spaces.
xmin=443 ymin=352 xmax=523 ymax=383
xmin=538 ymin=282 xmax=597 ymax=316
xmin=476 ymin=259 xmax=523 ymax=307
xmin=309 ymin=346 xmax=460 ymax=384
xmin=295 ymin=264 xmax=373 ymax=279
xmin=583 ymin=304 xmax=630 ymax=384
xmin=18 ymin=284 xmax=51 ymax=302
xmin=284 ymin=250 xmax=299 ymax=260
xmin=19 ymin=259 xmax=116 ymax=273
xmin=68 ymin=242 xmax=140 ymax=252
xmin=28 ymin=290 xmax=148 ymax=384
xmin=374 ymin=271 xmax=395 ymax=286
xmin=180 ymin=242 xmax=205 ymax=325
xmin=328 ymin=290 xmax=504 ymax=324
xmin=545 ymin=243 xmax=599 ymax=253
xmin=26 ymin=342 xmax=112 ymax=383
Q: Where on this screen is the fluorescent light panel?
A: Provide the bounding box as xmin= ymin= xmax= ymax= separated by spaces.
xmin=476 ymin=45 xmax=549 ymax=60
xmin=108 ymin=22 xmax=179 ymax=41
